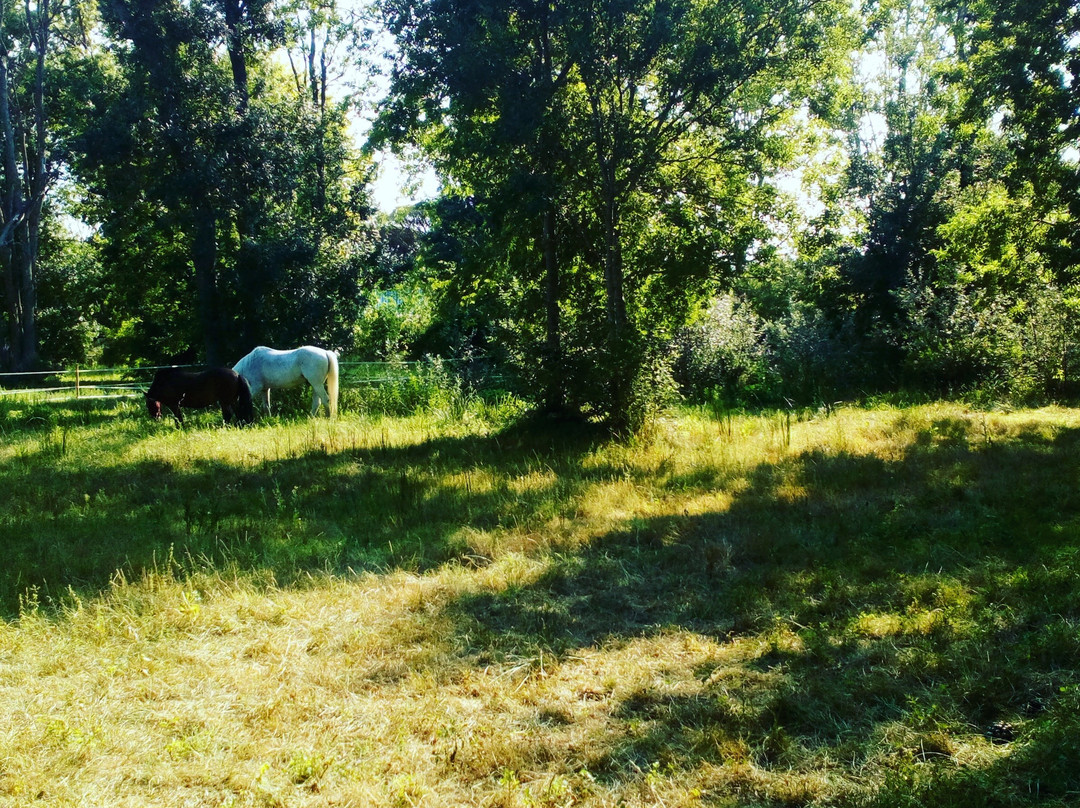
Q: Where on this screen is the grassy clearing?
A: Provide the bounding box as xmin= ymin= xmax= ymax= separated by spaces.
xmin=2 ymin=398 xmax=1080 ymax=806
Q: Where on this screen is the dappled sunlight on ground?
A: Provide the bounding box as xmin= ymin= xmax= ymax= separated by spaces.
xmin=3 ymin=402 xmax=1080 ymax=804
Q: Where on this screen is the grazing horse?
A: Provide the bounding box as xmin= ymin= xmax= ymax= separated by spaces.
xmin=145 ymin=367 xmax=254 ymax=425
xmin=232 ymin=345 xmax=339 ymax=417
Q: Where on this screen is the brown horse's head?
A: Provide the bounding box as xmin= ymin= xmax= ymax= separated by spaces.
xmin=145 ymin=393 xmax=163 ymax=419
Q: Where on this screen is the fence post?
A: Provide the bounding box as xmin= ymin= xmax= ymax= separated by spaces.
xmin=75 ymin=365 xmax=80 ymax=399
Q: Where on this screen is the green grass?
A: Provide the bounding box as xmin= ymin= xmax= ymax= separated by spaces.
xmin=2 ymin=397 xmax=1080 ymax=806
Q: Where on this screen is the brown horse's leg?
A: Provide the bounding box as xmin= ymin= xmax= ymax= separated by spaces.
xmin=222 ymin=403 xmax=234 ymax=424
xmin=170 ymin=404 xmax=184 ymax=425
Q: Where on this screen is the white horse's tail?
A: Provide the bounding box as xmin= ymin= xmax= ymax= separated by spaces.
xmin=326 ymin=350 xmax=339 ymax=418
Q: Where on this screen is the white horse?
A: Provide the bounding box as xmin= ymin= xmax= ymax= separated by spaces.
xmin=233 ymin=345 xmax=339 ymax=417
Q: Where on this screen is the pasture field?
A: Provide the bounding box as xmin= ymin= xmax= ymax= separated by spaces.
xmin=2 ymin=396 xmax=1080 ymax=806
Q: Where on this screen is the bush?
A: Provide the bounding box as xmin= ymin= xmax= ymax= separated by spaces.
xmin=351 ymin=287 xmax=436 ymax=361
xmin=895 ymin=277 xmax=1080 ymax=403
xmin=766 ymin=303 xmax=862 ymax=404
xmin=339 ymin=357 xmax=470 ymax=417
xmin=896 ymin=283 xmax=1019 ymax=397
xmin=623 ymin=343 xmax=679 ymax=437
xmin=672 ymin=294 xmax=777 ymax=406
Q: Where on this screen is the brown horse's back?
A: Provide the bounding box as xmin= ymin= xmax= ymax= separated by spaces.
xmin=146 ymin=367 xmax=252 ymax=423
xmin=181 ymin=368 xmax=235 ymax=408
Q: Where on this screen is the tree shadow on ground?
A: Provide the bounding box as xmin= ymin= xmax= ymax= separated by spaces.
xmin=0 ymin=396 xmax=144 ymax=434
xmin=444 ymin=418 xmax=1080 ymax=804
xmin=6 ymin=408 xmax=1080 ymax=803
xmin=0 ymin=412 xmax=609 ymax=615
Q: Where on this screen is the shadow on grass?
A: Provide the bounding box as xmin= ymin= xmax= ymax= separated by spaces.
xmin=5 ymin=408 xmax=1080 ymax=803
xmin=444 ymin=420 xmax=1080 ymax=803
xmin=0 ymin=395 xmax=144 ymax=433
xmin=0 ymin=410 xmax=608 ymax=616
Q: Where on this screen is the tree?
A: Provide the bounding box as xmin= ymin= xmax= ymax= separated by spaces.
xmin=944 ymin=0 xmax=1080 ymax=276
xmin=73 ymin=0 xmax=373 ymax=365
xmin=846 ymin=0 xmax=960 ymax=339
xmin=80 ymin=0 xmax=241 ymax=363
xmin=567 ymin=0 xmax=851 ymax=425
xmin=786 ymin=0 xmax=1080 ymax=400
xmin=380 ymin=0 xmax=847 ymax=429
xmin=284 ymin=0 xmax=370 ymax=228
xmin=780 ymin=0 xmax=982 ymax=390
xmin=0 ymin=0 xmax=54 ymax=371
xmin=378 ymin=0 xmax=576 ymax=410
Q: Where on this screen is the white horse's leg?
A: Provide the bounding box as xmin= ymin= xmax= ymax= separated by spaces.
xmin=304 ymin=355 xmax=331 ymax=416
xmin=249 ymin=383 xmax=270 ymax=413
xmin=309 ymin=381 xmax=328 ymax=415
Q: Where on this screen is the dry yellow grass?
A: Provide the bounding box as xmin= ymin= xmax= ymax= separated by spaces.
xmin=3 ymin=401 xmax=1080 ymax=805
xmin=4 ymin=561 xmax=746 ymax=807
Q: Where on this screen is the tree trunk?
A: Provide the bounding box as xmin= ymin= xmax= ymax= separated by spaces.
xmin=536 ymin=11 xmax=566 ymax=413
xmin=0 ymin=36 xmax=22 ymax=368
xmin=0 ymin=0 xmax=46 ymax=371
xmin=304 ymin=23 xmax=329 ymax=227
xmin=19 ymin=211 xmax=39 ymax=372
xmin=20 ymin=0 xmax=47 ymax=371
xmin=222 ymin=0 xmax=249 ymax=113
xmin=601 ymin=162 xmax=626 ymax=341
xmin=222 ymin=0 xmax=262 ymax=349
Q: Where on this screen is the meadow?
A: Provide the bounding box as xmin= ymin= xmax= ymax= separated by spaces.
xmin=1 ymin=393 xmax=1079 ymax=806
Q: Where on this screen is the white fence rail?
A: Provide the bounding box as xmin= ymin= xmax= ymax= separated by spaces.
xmin=0 ymin=359 xmax=486 ymax=402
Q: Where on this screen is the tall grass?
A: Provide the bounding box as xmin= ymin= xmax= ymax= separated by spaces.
xmin=2 ymin=397 xmax=1080 ymax=805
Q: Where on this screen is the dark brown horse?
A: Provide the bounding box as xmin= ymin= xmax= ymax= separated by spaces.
xmin=145 ymin=367 xmax=254 ymax=425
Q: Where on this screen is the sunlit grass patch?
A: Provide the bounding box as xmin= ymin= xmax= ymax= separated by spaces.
xmin=3 ymin=399 xmax=1080 ymax=804
xmin=849 ymin=609 xmax=939 ymax=639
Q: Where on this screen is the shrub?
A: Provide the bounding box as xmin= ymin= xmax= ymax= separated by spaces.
xmin=340 ymin=357 xmax=470 ymax=417
xmin=896 ymin=283 xmax=1019 ymax=397
xmin=351 ymin=287 xmax=437 ymax=361
xmin=672 ymin=294 xmax=776 ymax=406
xmin=766 ymin=303 xmax=862 ymax=404
xmin=896 ymin=277 xmax=1080 ymax=403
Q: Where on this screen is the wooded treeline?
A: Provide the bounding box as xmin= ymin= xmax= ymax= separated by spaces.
xmin=2 ymin=0 xmax=1077 ymax=428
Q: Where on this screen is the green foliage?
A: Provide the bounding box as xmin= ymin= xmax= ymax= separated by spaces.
xmin=14 ymin=0 xmax=1080 ymax=414
xmin=378 ymin=0 xmax=850 ymax=431
xmin=34 ymin=227 xmax=104 ymax=367
xmin=350 ymin=286 xmax=437 ymax=361
xmin=620 ymin=341 xmax=679 ymax=438
xmin=743 ymin=0 xmax=1080 ymax=405
xmin=672 ymin=292 xmax=869 ymax=407
xmin=673 ymin=294 xmax=775 ymax=406
xmin=890 ymin=181 xmax=1080 ymax=401
xmin=339 ymin=357 xmax=470 ymax=417
xmin=896 ymin=284 xmax=1019 ymax=397
xmin=65 ymin=0 xmax=373 ymax=366
xmin=956 ymin=0 xmax=1080 ymax=224
xmin=934 ymin=184 xmax=1055 ymax=296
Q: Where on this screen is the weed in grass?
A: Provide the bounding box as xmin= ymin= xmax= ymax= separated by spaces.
xmin=287 ymin=750 xmax=334 ymax=785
